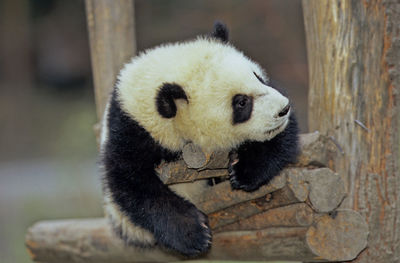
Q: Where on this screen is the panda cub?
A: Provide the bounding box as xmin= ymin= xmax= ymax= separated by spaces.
xmin=100 ymin=22 xmax=299 ymax=256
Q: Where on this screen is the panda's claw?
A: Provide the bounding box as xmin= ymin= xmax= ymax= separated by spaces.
xmin=229 ymin=173 xmax=242 ymax=190
xmin=228 ymin=156 xmax=245 ymax=190
xmin=228 ymin=154 xmax=238 ymax=179
xmin=229 ymin=159 xmax=264 ymax=192
xmin=231 ymin=159 xmax=239 ymax=165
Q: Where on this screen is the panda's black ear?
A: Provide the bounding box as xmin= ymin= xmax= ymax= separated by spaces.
xmin=156 ymin=83 xmax=188 ymax=118
xmin=211 ymin=21 xmax=229 ymax=43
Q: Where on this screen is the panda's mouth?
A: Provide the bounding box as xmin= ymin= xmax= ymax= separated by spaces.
xmin=264 ymin=119 xmax=288 ymax=135
xmin=265 ymin=125 xmax=282 ymax=135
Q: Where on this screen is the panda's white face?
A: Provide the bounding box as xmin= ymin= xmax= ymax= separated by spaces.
xmin=117 ymin=38 xmax=290 ymax=152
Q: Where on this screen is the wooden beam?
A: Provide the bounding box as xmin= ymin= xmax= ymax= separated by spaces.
xmin=85 ymin=0 xmax=136 ymax=121
xmin=214 ymin=203 xmax=314 ymax=232
xmin=158 ymin=132 xmax=340 ymax=184
xmin=186 ymin=168 xmax=345 ymax=229
xmin=303 ymin=1 xmax=400 ymax=262
xmin=26 ymin=210 xmax=368 ymax=262
xmin=26 ymin=164 xmax=367 ymax=262
xmin=208 ymin=186 xmax=300 ymax=230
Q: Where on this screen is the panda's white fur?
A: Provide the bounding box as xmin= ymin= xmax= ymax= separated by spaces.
xmin=117 ymin=37 xmax=289 ymax=153
xmin=100 ymin=101 xmax=110 ymax=148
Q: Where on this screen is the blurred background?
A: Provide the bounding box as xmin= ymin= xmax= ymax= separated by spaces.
xmin=0 ymin=0 xmax=308 ymax=262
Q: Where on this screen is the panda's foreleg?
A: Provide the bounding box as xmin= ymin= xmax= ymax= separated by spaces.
xmin=229 ymin=112 xmax=299 ymax=192
xmin=104 ymin=164 xmax=212 ymax=256
xmin=102 ymin=94 xmax=211 ymax=256
xmin=103 ymin=187 xmax=156 ymax=247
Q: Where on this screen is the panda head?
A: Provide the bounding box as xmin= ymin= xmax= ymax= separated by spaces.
xmin=117 ymin=22 xmax=291 ymax=152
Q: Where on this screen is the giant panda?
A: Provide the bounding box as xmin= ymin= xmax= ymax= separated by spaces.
xmin=100 ymin=22 xmax=299 ymax=256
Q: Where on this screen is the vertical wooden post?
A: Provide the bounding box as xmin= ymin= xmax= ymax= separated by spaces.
xmin=85 ymin=0 xmax=136 ymax=120
xmin=302 ymin=1 xmax=400 ymax=262
xmin=0 ymin=0 xmax=34 ymax=154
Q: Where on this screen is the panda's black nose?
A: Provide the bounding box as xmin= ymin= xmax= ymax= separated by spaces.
xmin=277 ymin=104 xmax=290 ymax=118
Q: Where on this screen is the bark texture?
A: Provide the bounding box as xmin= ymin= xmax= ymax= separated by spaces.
xmin=302 ymin=1 xmax=400 ymax=262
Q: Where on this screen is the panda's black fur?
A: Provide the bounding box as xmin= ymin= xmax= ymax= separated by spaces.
xmin=101 ymin=22 xmax=299 ymax=256
xmin=229 ymin=112 xmax=298 ymax=191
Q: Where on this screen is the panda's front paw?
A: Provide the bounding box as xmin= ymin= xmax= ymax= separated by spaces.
xmin=229 ymin=166 xmax=262 ymax=192
xmin=228 ymin=153 xmax=264 ymax=192
xmin=159 ymin=205 xmax=212 ymax=257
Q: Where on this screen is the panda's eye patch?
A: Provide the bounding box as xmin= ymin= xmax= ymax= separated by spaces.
xmin=253 ymin=72 xmax=267 ymax=85
xmin=232 ymin=94 xmax=253 ymax=124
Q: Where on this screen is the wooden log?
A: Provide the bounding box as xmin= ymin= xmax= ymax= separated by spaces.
xmin=286 ymin=167 xmax=310 ymax=202
xmin=195 ymin=172 xmax=287 ymax=214
xmin=286 ymin=167 xmax=346 ymax=213
xmin=140 ymin=167 xmax=346 ymax=237
xmin=181 ymin=144 xmax=229 ymax=169
xmin=303 ymin=1 xmax=400 ymax=261
xmin=296 ymin=131 xmax=339 ymax=168
xmin=306 ymin=210 xmax=369 ymax=262
xmin=158 ymin=132 xmax=339 ymax=184
xmin=306 ymin=168 xmax=346 ymax=213
xmin=26 ymin=210 xmax=368 ymax=262
xmin=26 ymin=218 xmax=180 ymax=263
xmin=85 ymin=0 xmax=136 ymax=119
xmin=174 ymin=168 xmax=346 ymax=216
xmin=209 ymin=227 xmax=315 ymax=261
xmin=85 ymin=0 xmax=136 ymax=143
xmin=208 ymin=186 xmax=300 ymax=229
xmin=215 ymin=203 xmax=314 ymax=232
xmin=156 ymin=161 xmax=227 ymax=184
